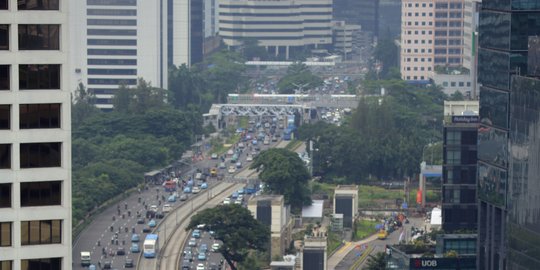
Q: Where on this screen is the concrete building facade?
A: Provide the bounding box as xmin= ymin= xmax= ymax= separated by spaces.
xmin=70 ymin=0 xmax=167 ymax=110
xmin=333 ymin=185 xmax=358 ymax=228
xmin=219 ymin=0 xmax=333 ymax=59
xmin=0 ymin=0 xmax=72 ymax=269
xmin=332 ymin=21 xmax=361 ymax=57
xmin=247 ymin=195 xmax=293 ymax=259
xmin=301 ymin=236 xmax=327 ymax=270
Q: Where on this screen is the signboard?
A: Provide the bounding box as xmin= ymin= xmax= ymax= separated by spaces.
xmin=409 ymin=257 xmax=476 ymax=270
xmin=451 ymin=115 xmax=479 ymax=124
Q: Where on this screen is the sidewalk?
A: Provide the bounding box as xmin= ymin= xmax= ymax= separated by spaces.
xmin=327 ymin=234 xmax=379 ymax=269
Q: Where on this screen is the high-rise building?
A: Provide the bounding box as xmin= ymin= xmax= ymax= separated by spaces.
xmin=70 ymin=0 xmax=167 ymax=110
xmin=0 ymin=0 xmax=72 ymax=269
xmin=333 ymin=0 xmax=379 ymax=40
xmin=477 ymin=1 xmax=540 ymax=268
xmin=169 ymin=0 xmax=204 ymax=67
xmin=378 ymin=0 xmax=401 ymax=39
xmin=400 ymin=0 xmax=435 ymax=82
xmin=462 ymin=0 xmax=481 ymax=98
xmin=219 ymin=0 xmax=333 ymax=59
xmin=442 ymin=101 xmax=478 ymax=232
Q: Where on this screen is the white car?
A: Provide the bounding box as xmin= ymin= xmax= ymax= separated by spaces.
xmin=219 ymin=162 xmax=226 ymax=169
xmin=246 ymin=155 xmax=253 ymax=162
xmin=211 ymin=243 xmax=220 ymax=252
xmin=263 ymin=140 xmax=270 ymax=145
xmin=192 ymin=187 xmax=201 ymax=194
xmin=227 ymin=149 xmax=234 ymax=156
xmin=223 ymin=198 xmax=231 ymax=205
xmin=228 ymin=166 xmax=236 ymax=174
xmin=162 ymin=204 xmax=172 ymax=214
xmin=234 ymin=199 xmax=242 ymax=205
xmin=197 ymin=263 xmax=205 ymax=270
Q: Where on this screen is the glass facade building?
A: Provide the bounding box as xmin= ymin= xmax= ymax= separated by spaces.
xmin=477 ymin=1 xmax=540 ymax=269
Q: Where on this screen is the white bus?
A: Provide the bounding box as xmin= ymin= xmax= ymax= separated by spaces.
xmin=143 ymin=234 xmax=159 ymax=258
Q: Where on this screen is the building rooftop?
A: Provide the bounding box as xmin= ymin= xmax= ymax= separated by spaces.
xmin=302 ymin=200 xmax=324 ymax=218
xmin=248 ymin=194 xmax=284 ymax=205
xmin=335 ymin=185 xmax=358 ymax=191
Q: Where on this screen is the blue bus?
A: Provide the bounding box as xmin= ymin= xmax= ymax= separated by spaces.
xmin=143 ymin=234 xmax=159 ymax=258
xmin=283 ymin=128 xmax=293 ymax=141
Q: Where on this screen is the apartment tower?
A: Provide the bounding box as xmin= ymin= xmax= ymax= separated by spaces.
xmin=0 ymin=0 xmax=72 ymax=269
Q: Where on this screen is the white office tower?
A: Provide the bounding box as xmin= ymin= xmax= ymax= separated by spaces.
xmin=219 ymin=0 xmax=333 ymax=59
xmin=70 ymin=0 xmax=167 ymax=110
xmin=0 ymin=0 xmax=72 ymax=269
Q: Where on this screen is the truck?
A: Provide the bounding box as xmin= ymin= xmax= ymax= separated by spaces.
xmin=81 ymin=251 xmax=91 ymax=266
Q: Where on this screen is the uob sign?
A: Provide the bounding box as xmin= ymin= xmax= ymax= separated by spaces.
xmin=413 ymin=259 xmax=438 ymax=268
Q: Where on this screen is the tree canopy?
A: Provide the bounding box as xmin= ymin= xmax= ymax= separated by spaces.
xmin=277 ymin=62 xmax=323 ymax=94
xmin=249 ymin=148 xmax=312 ymax=210
xmin=365 ymin=252 xmax=387 ymax=270
xmin=187 ymin=205 xmax=270 ymax=270
xmin=297 ymin=81 xmax=444 ymax=182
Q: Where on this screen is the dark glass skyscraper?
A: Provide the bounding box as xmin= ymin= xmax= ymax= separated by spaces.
xmin=333 ymin=0 xmax=379 ymax=39
xmin=477 ymin=1 xmax=540 ymax=269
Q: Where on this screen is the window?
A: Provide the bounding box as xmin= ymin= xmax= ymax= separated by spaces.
xmin=459 ymin=82 xmax=465 ymax=87
xmin=20 ymin=143 xmax=61 ymax=168
xmin=21 ymin=220 xmax=61 ymax=245
xmin=87 ymin=9 xmax=137 ymax=16
xmin=0 ymin=184 xmax=11 ymax=208
xmin=20 ymin=181 xmax=61 ymax=207
xmin=447 ymin=150 xmax=461 ymax=164
xmin=19 ymin=104 xmax=60 ymax=129
xmin=0 ymin=144 xmax=10 ymax=169
xmin=443 ymin=81 xmax=449 ymax=87
xmin=87 ymin=39 xmax=137 ymax=46
xmin=87 ymin=19 xmax=136 ymax=26
xmin=446 ymin=131 xmax=461 ymax=145
xmin=87 ymin=29 xmax=136 ymax=36
xmin=87 ymin=0 xmax=136 ymax=5
xmin=88 ymin=69 xmax=136 ymax=75
xmin=0 ymin=65 xmax=9 ymax=90
xmin=18 ymin=0 xmax=59 ymax=10
xmin=0 ymin=261 xmax=12 ymax=270
xmin=88 ymin=59 xmax=137 ymax=65
xmin=18 ymin=25 xmax=59 ymax=50
xmin=87 ymin=49 xmax=136 ymax=56
xmin=0 ymin=222 xmax=11 ymax=247
xmin=0 ymin=25 xmax=8 ymax=50
xmin=21 ymin=258 xmax=61 ymax=270
xmin=0 ymin=105 xmax=8 ymax=129
xmin=0 ymin=0 xmax=6 ymax=9
xmin=19 ymin=64 xmax=60 ymax=90
xmin=451 ymin=82 xmax=456 ymax=87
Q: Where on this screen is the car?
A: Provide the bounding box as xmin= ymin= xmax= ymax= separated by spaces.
xmin=238 ymin=142 xmax=245 ymax=148
xmin=148 ymin=219 xmax=157 ymax=227
xmin=234 ymin=199 xmax=242 ymax=205
xmin=142 ymin=227 xmax=151 ymax=233
xmin=183 ymin=247 xmax=193 ymax=256
xmin=209 ymin=230 xmax=216 ymax=237
xmin=237 ymin=195 xmax=244 ymax=201
xmin=116 ymin=247 xmax=126 ymax=256
xmin=192 ymin=229 xmax=201 ymax=238
xmin=200 ymin=243 xmax=208 ymax=253
xmin=223 ymin=197 xmax=231 ymax=205
xmin=131 ymin=234 xmax=140 ymax=242
xmin=155 ymin=212 xmax=164 ymax=219
xmin=254 ymin=145 xmax=261 ymax=151
xmin=130 ymin=243 xmax=140 ymax=253
xmin=235 ymin=162 xmax=242 ymax=169
xmin=149 ymin=205 xmax=158 ymax=212
xmin=231 ymin=192 xmax=239 ymax=199
xmin=201 ymin=182 xmax=208 ymax=189
xmin=226 ymin=149 xmax=234 ymax=156
xmin=184 ymin=250 xmax=193 ymax=262
xmin=137 ymin=218 xmax=145 ymax=224
xmin=188 ymin=238 xmax=197 ymax=247
xmin=179 ymin=194 xmax=188 ymax=201
xmin=228 ymin=166 xmax=236 ymax=174
xmin=211 ymin=243 xmax=221 ymax=252
xmin=162 ymin=204 xmax=172 ymax=213
xmin=124 ymin=258 xmax=134 ymax=268
xmin=192 ymin=186 xmax=201 ymax=194
xmin=167 ymin=195 xmax=177 ymax=202
xmin=198 ymin=253 xmax=207 ymax=261
xmin=219 ymin=162 xmax=226 ymax=169
xmin=208 ymin=263 xmax=219 ymax=270
xmin=211 ymin=153 xmax=218 ymax=159
xmin=246 ymin=155 xmax=253 ymax=162
xmin=238 ymin=188 xmax=245 ymax=195
xmin=183 ymin=186 xmax=192 ymax=193
xmin=252 ymin=139 xmax=258 ymax=145
xmin=103 ymin=261 xmax=112 ymax=269
xmin=197 ymin=263 xmax=206 ymax=270
xmin=264 ymin=139 xmax=270 ymax=145
xmin=210 ymin=168 xmax=217 ymax=177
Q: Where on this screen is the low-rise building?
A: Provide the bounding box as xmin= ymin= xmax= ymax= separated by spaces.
xmin=334 ymin=185 xmax=358 ymax=228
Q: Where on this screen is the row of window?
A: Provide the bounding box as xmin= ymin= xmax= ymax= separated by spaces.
xmin=406 ymin=2 xmax=433 ymax=8
xmin=405 ymin=30 xmax=433 ymax=35
xmin=404 ymin=57 xmax=433 ymax=63
xmin=0 ymin=181 xmax=61 ymax=208
xmin=0 ymin=104 xmax=61 ymax=130
xmin=0 ymin=24 xmax=60 ymax=50
xmin=0 ymin=64 xmax=60 ymax=90
xmin=404 ymin=48 xmax=433 ymax=54
xmin=442 ymin=81 xmax=472 ymax=87
xmin=406 ymin=21 xmax=433 ymax=26
xmin=0 ymin=143 xmax=62 ymax=169
xmin=405 ymin=66 xmax=433 ymax=72
xmin=404 ymin=39 xmax=433 ymax=44
xmin=435 ymin=39 xmax=462 ymax=45
xmin=0 ymin=0 xmax=59 ymax=10
xmin=405 ymin=75 xmax=427 ymax=80
xmin=0 ymin=220 xmax=62 ymax=247
xmin=435 ymin=57 xmax=461 ymax=64
xmin=405 ymin=12 xmax=433 ymax=17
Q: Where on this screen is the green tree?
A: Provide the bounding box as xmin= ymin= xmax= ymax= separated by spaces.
xmin=277 ymin=62 xmax=323 ymax=94
xmin=187 ymin=205 xmax=270 ymax=270
xmin=72 ymin=82 xmax=100 ymax=124
xmin=113 ymin=84 xmax=132 ymax=113
xmin=365 ymin=252 xmax=387 ymax=270
xmin=250 ymin=148 xmax=312 ymax=210
xmin=448 ymin=90 xmax=465 ymax=101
